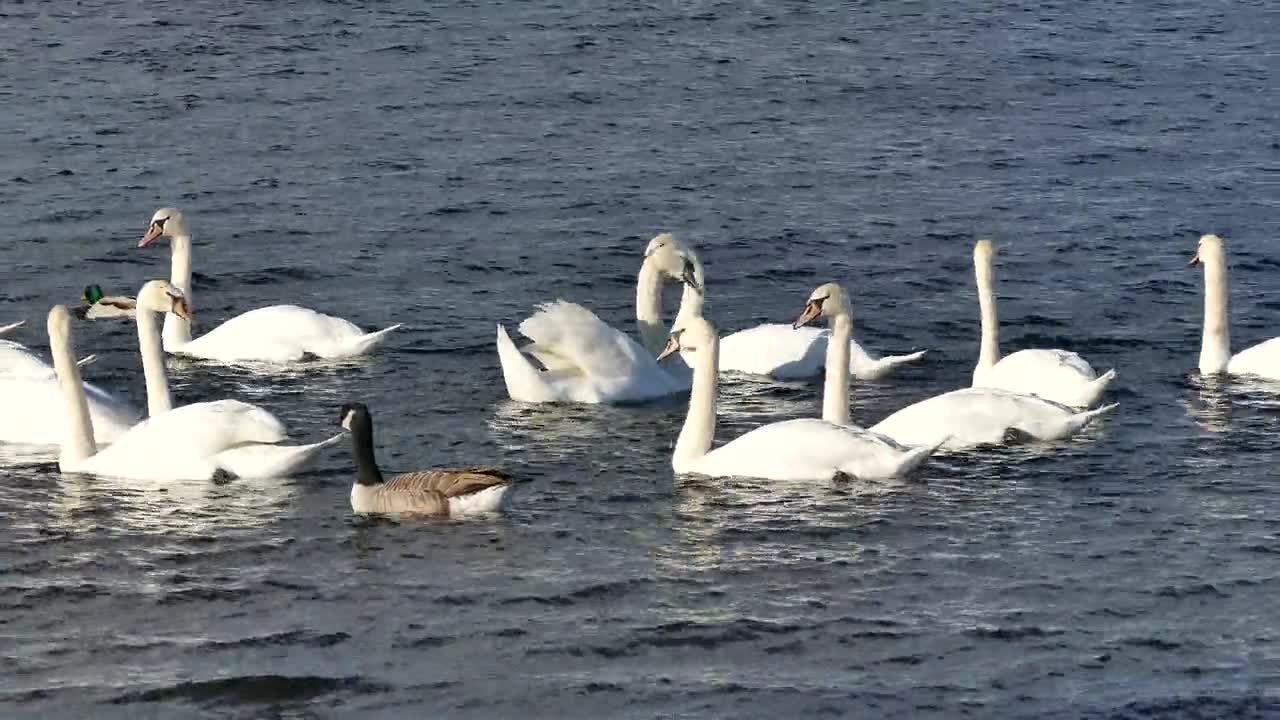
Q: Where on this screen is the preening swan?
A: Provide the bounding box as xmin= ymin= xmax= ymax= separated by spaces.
xmin=496 ymin=234 xmax=698 ymax=403
xmin=48 ymin=285 xmax=339 ymax=481
xmin=339 ymin=402 xmax=513 ymax=515
xmin=76 ymin=285 xmax=136 ymax=320
xmin=970 ymin=239 xmax=1115 ymax=407
xmin=137 ymin=207 xmax=400 ymax=362
xmin=671 ymin=244 xmax=927 ymax=380
xmin=662 ymin=315 xmax=940 ymax=482
xmin=870 ymin=388 xmax=1117 ymax=450
xmin=1190 ymin=234 xmax=1280 ymax=380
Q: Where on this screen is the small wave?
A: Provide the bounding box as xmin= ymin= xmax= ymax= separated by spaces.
xmin=110 ymin=674 xmax=386 ymax=706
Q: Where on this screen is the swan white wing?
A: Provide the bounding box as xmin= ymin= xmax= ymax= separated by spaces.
xmin=0 ymin=375 xmax=138 ymax=445
xmin=0 ymin=340 xmax=56 ymax=376
xmin=717 ymin=324 xmax=826 ymax=378
xmin=688 ymin=418 xmax=925 ymax=481
xmin=213 ymin=433 xmax=343 ymax=479
xmin=175 ymin=305 xmax=396 ymax=362
xmin=871 ymin=388 xmax=1106 ymax=449
xmin=0 ymin=321 xmax=23 ymax=337
xmin=513 ymin=301 xmax=680 ymax=402
xmin=977 ymin=348 xmax=1113 ymax=407
xmin=1228 ymin=337 xmax=1280 ymax=380
xmin=74 ymin=401 xmax=288 ymax=480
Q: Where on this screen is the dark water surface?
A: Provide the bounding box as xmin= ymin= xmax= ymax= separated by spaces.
xmin=2 ymin=0 xmax=1279 ymax=717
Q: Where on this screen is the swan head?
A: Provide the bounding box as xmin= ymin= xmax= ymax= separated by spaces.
xmin=974 ymin=239 xmax=996 ymax=262
xmin=338 ymin=402 xmax=371 ymax=432
xmin=47 ymin=304 xmax=73 ymax=338
xmin=1188 ymin=234 xmax=1225 ymax=267
xmin=81 ymin=285 xmax=104 ymax=304
xmin=136 ymin=280 xmax=191 ymax=320
xmin=793 ymin=282 xmax=849 ymax=329
xmin=139 ymin=207 xmax=188 ymax=247
xmin=658 ymin=316 xmax=716 ymax=361
xmin=644 ymin=233 xmax=702 ymax=292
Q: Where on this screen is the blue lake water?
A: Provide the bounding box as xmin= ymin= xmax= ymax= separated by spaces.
xmin=1 ymin=0 xmax=1278 ymax=717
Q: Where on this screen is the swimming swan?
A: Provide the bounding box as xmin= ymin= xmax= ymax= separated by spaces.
xmin=970 ymin=239 xmax=1115 ymax=407
xmin=1190 ymin=233 xmax=1280 ymax=380
xmin=662 ymin=315 xmax=940 ymax=482
xmin=339 ymin=402 xmax=513 ymax=515
xmin=496 ymin=234 xmax=699 ymax=403
xmin=137 ymin=207 xmax=400 ymax=363
xmin=49 ymin=286 xmax=338 ymax=480
xmin=670 ymin=244 xmax=927 ymax=380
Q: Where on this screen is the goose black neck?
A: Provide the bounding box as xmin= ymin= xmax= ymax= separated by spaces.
xmin=348 ymin=414 xmax=384 ymax=486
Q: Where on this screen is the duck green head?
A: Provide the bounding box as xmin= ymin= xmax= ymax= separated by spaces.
xmin=81 ymin=285 xmax=104 ymax=304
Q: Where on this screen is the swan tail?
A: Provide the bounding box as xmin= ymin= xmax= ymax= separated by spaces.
xmin=1055 ymin=402 xmax=1119 ymax=439
xmin=0 ymin=321 xmax=23 ymax=337
xmin=214 ymin=432 xmax=344 ymax=479
xmin=76 ymin=354 xmax=98 ymax=368
xmin=898 ymin=437 xmax=946 ymax=475
xmin=1077 ymin=368 xmax=1117 ymax=406
xmin=855 ymin=349 xmax=928 ymax=380
xmin=496 ymin=324 xmax=557 ymax=402
xmin=322 ymin=323 xmax=401 ymax=358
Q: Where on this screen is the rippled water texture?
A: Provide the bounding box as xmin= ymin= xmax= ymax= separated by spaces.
xmin=2 ymin=0 xmax=1279 ymax=717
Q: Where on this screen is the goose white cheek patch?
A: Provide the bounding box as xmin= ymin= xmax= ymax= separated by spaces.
xmin=341 ymin=412 xmax=355 ymax=430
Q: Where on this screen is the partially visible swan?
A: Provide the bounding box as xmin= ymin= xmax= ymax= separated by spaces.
xmin=870 ymin=389 xmax=1117 ymax=450
xmin=1190 ymin=234 xmax=1280 ymax=380
xmin=339 ymin=402 xmax=512 ymax=515
xmin=76 ymin=285 xmax=136 ymax=320
xmin=48 ymin=286 xmax=337 ymax=480
xmin=496 ymin=234 xmax=697 ymax=403
xmin=971 ymin=239 xmax=1115 ymax=407
xmin=790 ymin=281 xmax=882 ymax=426
xmin=671 ymin=244 xmax=927 ymax=380
xmin=662 ymin=315 xmax=940 ymax=482
xmin=137 ymin=207 xmax=400 ymax=362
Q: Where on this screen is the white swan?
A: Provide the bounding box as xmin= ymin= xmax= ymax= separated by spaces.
xmin=137 ymin=207 xmax=400 ymax=362
xmin=970 ymin=239 xmax=1115 ymax=407
xmin=791 ymin=282 xmax=889 ymax=426
xmin=662 ymin=314 xmax=940 ymax=481
xmin=1191 ymin=234 xmax=1280 ymax=380
xmin=49 ymin=285 xmax=339 ymax=481
xmin=870 ymin=388 xmax=1117 ymax=450
xmin=495 ymin=234 xmax=697 ymax=403
xmin=670 ymin=244 xmax=927 ymax=380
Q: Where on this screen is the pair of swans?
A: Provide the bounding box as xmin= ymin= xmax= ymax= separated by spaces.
xmin=1190 ymin=234 xmax=1280 ymax=380
xmin=48 ymin=280 xmax=340 ymax=481
xmin=496 ymin=234 xmax=925 ymax=404
xmin=137 ymin=208 xmax=399 ymax=363
xmin=662 ymin=281 xmax=1117 ymax=482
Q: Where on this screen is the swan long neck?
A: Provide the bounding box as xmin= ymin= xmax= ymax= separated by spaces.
xmin=1199 ymin=247 xmax=1231 ymax=374
xmin=674 ymin=333 xmax=718 ymax=470
xmin=974 ymin=250 xmax=1000 ymax=380
xmin=635 ymin=259 xmax=666 ymax=356
xmin=137 ymin=305 xmax=173 ymax=416
xmin=672 ymin=261 xmax=706 ymax=329
xmin=48 ymin=310 xmax=96 ymax=464
xmin=823 ymin=310 xmax=852 ymax=426
xmin=164 ymin=234 xmax=193 ymax=349
xmin=350 ymin=417 xmax=385 ymax=486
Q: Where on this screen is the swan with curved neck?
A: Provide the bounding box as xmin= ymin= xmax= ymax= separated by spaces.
xmin=137 ymin=208 xmax=401 ymax=363
xmin=495 ymin=233 xmax=700 ymax=403
xmin=48 ymin=283 xmax=340 ymax=480
xmin=970 ymin=239 xmax=1115 ymax=407
xmin=671 ymin=244 xmax=927 ymax=381
xmin=661 ymin=314 xmax=940 ymax=481
xmin=1190 ymin=234 xmax=1280 ymax=380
